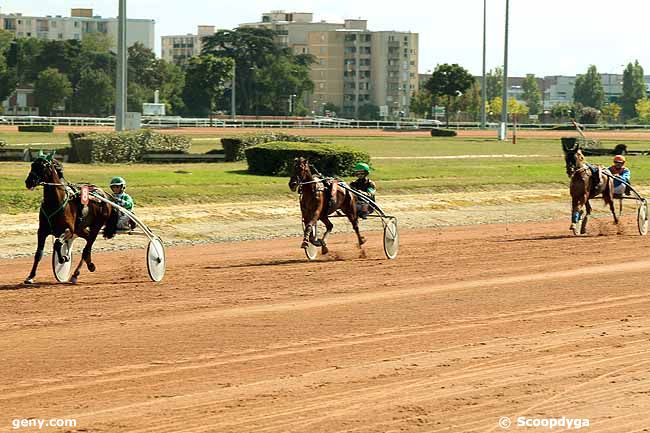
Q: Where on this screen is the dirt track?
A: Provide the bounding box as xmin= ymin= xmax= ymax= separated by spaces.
xmin=2 ymin=219 xmax=650 ymax=432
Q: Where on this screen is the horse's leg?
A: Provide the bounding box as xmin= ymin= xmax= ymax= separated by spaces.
xmin=319 ymin=215 xmax=334 ymax=255
xmin=25 ymin=228 xmax=48 ymax=284
xmin=581 ymin=201 xmax=591 ymax=234
xmin=82 ymin=225 xmax=102 ymax=273
xmin=570 ymin=194 xmax=585 ymax=235
xmin=604 ymin=182 xmax=620 ymax=225
xmin=345 ymin=206 xmax=366 ymax=247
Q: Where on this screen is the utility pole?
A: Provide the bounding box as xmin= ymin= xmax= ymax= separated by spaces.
xmin=231 ymin=61 xmax=236 ymax=120
xmin=499 ymin=0 xmax=510 ymax=140
xmin=115 ymin=0 xmax=127 ymax=131
xmin=480 ymin=0 xmax=487 ymax=129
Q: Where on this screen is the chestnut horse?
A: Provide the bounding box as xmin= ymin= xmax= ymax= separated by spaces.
xmin=563 ymin=142 xmax=618 ymax=235
xmin=24 ymin=152 xmax=119 ymax=284
xmin=288 ymin=157 xmax=365 ymax=254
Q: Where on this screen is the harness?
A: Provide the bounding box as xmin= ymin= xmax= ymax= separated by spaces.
xmin=38 ymin=182 xmax=78 ymax=234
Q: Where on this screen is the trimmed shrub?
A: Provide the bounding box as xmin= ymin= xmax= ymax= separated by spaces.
xmin=18 ymin=125 xmax=55 ymax=133
xmin=245 ymin=141 xmax=370 ymax=177
xmin=67 ymin=129 xmax=191 ymax=163
xmin=429 ymin=128 xmax=457 ymax=137
xmin=222 ymin=132 xmax=321 ymax=162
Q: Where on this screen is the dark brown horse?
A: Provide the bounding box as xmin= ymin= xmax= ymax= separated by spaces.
xmin=24 ymin=152 xmax=118 ymax=284
xmin=288 ymin=157 xmax=365 ymax=254
xmin=563 ymin=142 xmax=618 ymax=235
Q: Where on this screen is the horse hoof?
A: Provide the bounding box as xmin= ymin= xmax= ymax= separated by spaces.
xmin=87 ymin=263 xmax=96 ymax=273
xmin=322 ymin=246 xmax=329 ymax=255
xmin=301 ymin=241 xmax=309 ymax=249
xmin=70 ymin=276 xmax=78 ymax=285
xmin=24 ymin=278 xmax=34 ymax=285
xmin=359 ymin=237 xmax=367 ymax=246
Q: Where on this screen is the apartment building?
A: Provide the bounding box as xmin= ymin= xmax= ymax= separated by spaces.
xmin=240 ymin=11 xmax=419 ymax=117
xmin=161 ymin=25 xmax=217 ymax=66
xmin=0 ymin=8 xmax=155 ymax=50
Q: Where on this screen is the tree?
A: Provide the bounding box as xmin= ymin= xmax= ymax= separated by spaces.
xmin=410 ymin=90 xmax=432 ymax=118
xmin=635 ymin=98 xmax=650 ymax=124
xmin=323 ymin=102 xmax=340 ymax=116
xmin=485 ymin=67 xmax=503 ymax=100
xmin=425 ymin=63 xmax=475 ymax=126
xmin=621 ymin=60 xmax=646 ymax=120
xmin=550 ymin=102 xmax=576 ymax=120
xmin=81 ymin=33 xmax=113 ymax=53
xmin=573 ymin=65 xmax=605 ymax=109
xmin=454 ymin=80 xmax=481 ymax=120
xmin=488 ymin=97 xmax=502 ymax=120
xmin=578 ymin=106 xmax=600 ymax=124
xmin=508 ymin=97 xmax=529 ymax=118
xmin=357 ymin=103 xmax=380 ymax=120
xmin=601 ymin=102 xmax=621 ymax=124
xmin=34 ymin=68 xmax=72 ymax=115
xmin=202 ymin=28 xmax=283 ymax=114
xmin=182 ymin=54 xmax=234 ymax=116
xmin=0 ymin=31 xmax=17 ymax=103
xmin=74 ymin=69 xmax=114 ymax=116
xmin=521 ymin=74 xmax=542 ymax=115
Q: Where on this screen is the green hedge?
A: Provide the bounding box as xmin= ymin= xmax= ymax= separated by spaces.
xmin=67 ymin=129 xmax=191 ymax=163
xmin=222 ymin=132 xmax=322 ymax=162
xmin=18 ymin=125 xmax=55 ymax=133
xmin=245 ymin=141 xmax=370 ymax=176
xmin=430 ymin=128 xmax=457 ymax=137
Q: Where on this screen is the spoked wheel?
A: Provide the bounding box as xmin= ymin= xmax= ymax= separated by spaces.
xmin=146 ymin=236 xmax=166 ymax=282
xmin=638 ymin=200 xmax=648 ymax=236
xmin=303 ymin=224 xmax=319 ymax=261
xmin=52 ymin=238 xmax=75 ymax=282
xmin=383 ymin=218 xmax=399 ymax=260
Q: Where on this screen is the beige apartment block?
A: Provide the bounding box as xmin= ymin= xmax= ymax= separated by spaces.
xmin=371 ymin=31 xmax=419 ymax=117
xmin=161 ymin=25 xmax=216 ymax=66
xmin=240 ymin=11 xmax=418 ymax=117
xmin=0 ymin=8 xmax=155 ymax=50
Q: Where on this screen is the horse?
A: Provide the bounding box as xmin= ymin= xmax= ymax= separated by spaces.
xmin=288 ymin=157 xmax=365 ymax=255
xmin=563 ymin=140 xmax=618 ymax=235
xmin=24 ymin=151 xmax=119 ymax=284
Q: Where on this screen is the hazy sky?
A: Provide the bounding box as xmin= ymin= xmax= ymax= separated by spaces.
xmin=1 ymin=0 xmax=646 ymax=77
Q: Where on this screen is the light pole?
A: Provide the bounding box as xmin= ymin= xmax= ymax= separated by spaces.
xmin=231 ymin=61 xmax=236 ymax=120
xmin=115 ymin=0 xmax=127 ymax=131
xmin=480 ymin=0 xmax=487 ymax=129
xmin=288 ymin=94 xmax=296 ymax=115
xmin=499 ymin=0 xmax=510 ymax=141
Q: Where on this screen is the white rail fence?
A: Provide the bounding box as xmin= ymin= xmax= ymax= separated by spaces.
xmin=3 ymin=115 xmax=650 ymax=131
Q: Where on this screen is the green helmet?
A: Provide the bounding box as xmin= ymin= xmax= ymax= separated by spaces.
xmin=353 ymin=162 xmax=370 ymax=173
xmin=110 ymin=176 xmax=126 ymax=187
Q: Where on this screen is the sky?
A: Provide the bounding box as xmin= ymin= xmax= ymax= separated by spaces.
xmin=1 ymin=0 xmax=647 ymax=77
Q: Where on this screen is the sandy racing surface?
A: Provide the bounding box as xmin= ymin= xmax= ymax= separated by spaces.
xmin=2 ymin=218 xmax=650 ymax=432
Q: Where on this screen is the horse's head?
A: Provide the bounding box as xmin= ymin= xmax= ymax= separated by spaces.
xmin=25 ymin=151 xmax=62 ymax=190
xmin=562 ymin=139 xmax=584 ymax=178
xmin=288 ymin=157 xmax=311 ymax=192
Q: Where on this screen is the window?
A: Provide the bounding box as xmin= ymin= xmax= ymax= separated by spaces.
xmin=74 ymin=21 xmax=79 ymax=28
xmin=51 ymin=21 xmax=57 ymax=28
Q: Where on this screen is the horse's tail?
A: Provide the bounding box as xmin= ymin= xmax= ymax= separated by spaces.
xmin=103 ymin=205 xmax=119 ymax=239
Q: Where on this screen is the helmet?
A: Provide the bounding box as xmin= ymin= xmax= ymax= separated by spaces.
xmin=110 ymin=176 xmax=126 ymax=187
xmin=613 ymin=155 xmax=626 ymax=164
xmin=353 ymin=162 xmax=370 ymax=173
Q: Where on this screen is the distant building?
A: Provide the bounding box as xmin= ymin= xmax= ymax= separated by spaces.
xmin=240 ymin=11 xmax=419 ymax=117
xmin=0 ymin=8 xmax=155 ymax=50
xmin=161 ymin=25 xmax=217 ymax=67
xmin=2 ymin=86 xmax=38 ymax=115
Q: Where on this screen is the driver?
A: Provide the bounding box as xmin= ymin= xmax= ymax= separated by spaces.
xmin=608 ymin=155 xmax=631 ymax=196
xmin=350 ymin=162 xmax=376 ymax=219
xmin=109 ymin=176 xmax=135 ymax=230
